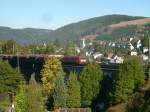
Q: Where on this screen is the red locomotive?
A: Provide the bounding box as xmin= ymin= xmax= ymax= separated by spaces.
xmin=61 ymin=56 xmax=87 ymax=65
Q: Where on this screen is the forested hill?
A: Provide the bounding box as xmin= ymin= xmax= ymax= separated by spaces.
xmin=0 ymin=27 xmax=52 ymax=44
xmin=0 ymin=15 xmax=148 ymax=44
xmin=47 ymin=15 xmax=145 ymax=42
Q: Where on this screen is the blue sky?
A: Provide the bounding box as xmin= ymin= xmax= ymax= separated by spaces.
xmin=0 ymin=0 xmax=150 ymax=29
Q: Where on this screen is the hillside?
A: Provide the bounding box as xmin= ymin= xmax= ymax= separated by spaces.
xmin=0 ymin=14 xmax=149 ymax=44
xmin=45 ymin=14 xmax=145 ymax=42
xmin=0 ymin=27 xmax=52 ymax=44
xmin=109 ymin=18 xmax=150 ymax=28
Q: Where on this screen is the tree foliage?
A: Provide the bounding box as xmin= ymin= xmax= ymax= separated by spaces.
xmin=126 ymin=93 xmax=145 ymax=112
xmin=41 ymin=57 xmax=64 ymax=93
xmin=64 ymin=41 xmax=76 ymax=56
xmin=0 ymin=60 xmax=21 ymax=93
xmin=109 ymin=56 xmax=145 ymax=105
xmin=53 ymin=74 xmax=67 ymax=109
xmin=79 ymin=62 xmax=103 ymax=107
xmin=15 ymin=85 xmax=28 ymax=112
xmin=26 ymin=74 xmax=45 ymax=112
xmin=67 ymin=72 xmax=81 ymax=108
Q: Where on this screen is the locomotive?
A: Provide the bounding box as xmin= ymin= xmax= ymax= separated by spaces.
xmin=61 ymin=56 xmax=87 ymax=65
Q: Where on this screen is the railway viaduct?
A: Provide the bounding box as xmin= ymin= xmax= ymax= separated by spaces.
xmin=0 ymin=54 xmax=140 ymax=82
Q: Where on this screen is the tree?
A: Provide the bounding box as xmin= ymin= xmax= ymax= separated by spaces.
xmin=141 ymin=36 xmax=149 ymax=47
xmin=0 ymin=60 xmax=21 ymax=93
xmin=53 ymin=73 xmax=67 ymax=109
xmin=126 ymin=93 xmax=145 ymax=112
xmin=53 ymin=39 xmax=60 ymax=48
xmin=41 ymin=57 xmax=64 ymax=93
xmin=109 ymin=56 xmax=145 ymax=105
xmin=131 ymin=56 xmax=145 ymax=91
xmin=1 ymin=40 xmax=25 ymax=54
xmin=15 ymin=85 xmax=28 ymax=112
xmin=47 ymin=43 xmax=57 ymax=54
xmin=26 ymin=74 xmax=45 ymax=112
xmin=67 ymin=72 xmax=81 ymax=108
xmin=79 ymin=62 xmax=103 ymax=107
xmin=64 ymin=41 xmax=76 ymax=56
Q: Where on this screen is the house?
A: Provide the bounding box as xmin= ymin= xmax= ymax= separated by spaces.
xmin=107 ymin=53 xmax=113 ymax=60
xmin=115 ymin=56 xmax=124 ymax=64
xmin=75 ymin=47 xmax=80 ymax=53
xmin=129 ymin=37 xmax=134 ymax=41
xmin=130 ymin=50 xmax=137 ymax=56
xmin=81 ymin=38 xmax=86 ymax=49
xmin=137 ymin=40 xmax=142 ymax=49
xmin=142 ymin=54 xmax=148 ymax=61
xmin=93 ymin=52 xmax=103 ymax=59
xmin=112 ymin=42 xmax=116 ymax=47
xmin=143 ymin=47 xmax=149 ymax=53
xmin=129 ymin=43 xmax=134 ymax=50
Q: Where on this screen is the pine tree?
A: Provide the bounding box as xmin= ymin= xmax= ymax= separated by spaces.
xmin=110 ymin=63 xmax=135 ymax=105
xmin=0 ymin=60 xmax=22 ymax=93
xmin=15 ymin=85 xmax=28 ymax=112
xmin=67 ymin=72 xmax=81 ymax=108
xmin=64 ymin=41 xmax=76 ymax=56
xmin=79 ymin=62 xmax=103 ymax=107
xmin=53 ymin=73 xmax=67 ymax=109
xmin=109 ymin=56 xmax=145 ymax=105
xmin=26 ymin=74 xmax=45 ymax=112
xmin=41 ymin=57 xmax=64 ymax=93
xmin=131 ymin=56 xmax=145 ymax=91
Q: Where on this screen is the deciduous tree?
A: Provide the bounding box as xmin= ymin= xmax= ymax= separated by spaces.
xmin=41 ymin=57 xmax=64 ymax=93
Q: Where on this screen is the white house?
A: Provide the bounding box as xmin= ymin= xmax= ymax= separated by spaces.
xmin=81 ymin=38 xmax=86 ymax=49
xmin=142 ymin=54 xmax=148 ymax=61
xmin=113 ymin=55 xmax=124 ymax=64
xmin=143 ymin=47 xmax=149 ymax=53
xmin=137 ymin=40 xmax=142 ymax=49
xmin=129 ymin=43 xmax=134 ymax=50
xmin=112 ymin=42 xmax=116 ymax=47
xmin=75 ymin=47 xmax=80 ymax=53
xmin=93 ymin=52 xmax=103 ymax=59
xmin=129 ymin=37 xmax=134 ymax=41
xmin=130 ymin=50 xmax=137 ymax=56
xmin=115 ymin=57 xmax=124 ymax=64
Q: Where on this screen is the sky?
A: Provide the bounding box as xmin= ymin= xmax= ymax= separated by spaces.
xmin=0 ymin=0 xmax=150 ymax=29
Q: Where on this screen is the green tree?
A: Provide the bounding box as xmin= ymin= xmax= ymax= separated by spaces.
xmin=64 ymin=41 xmax=76 ymax=56
xmin=26 ymin=74 xmax=45 ymax=112
xmin=53 ymin=39 xmax=60 ymax=48
xmin=0 ymin=60 xmax=21 ymax=93
xmin=131 ymin=56 xmax=145 ymax=91
xmin=41 ymin=57 xmax=64 ymax=93
xmin=79 ymin=62 xmax=103 ymax=107
xmin=141 ymin=35 xmax=149 ymax=48
xmin=126 ymin=93 xmax=145 ymax=112
xmin=67 ymin=72 xmax=81 ymax=108
xmin=1 ymin=40 xmax=24 ymax=54
xmin=15 ymin=85 xmax=28 ymax=112
xmin=109 ymin=56 xmax=145 ymax=105
xmin=53 ymin=73 xmax=67 ymax=109
xmin=47 ymin=43 xmax=57 ymax=54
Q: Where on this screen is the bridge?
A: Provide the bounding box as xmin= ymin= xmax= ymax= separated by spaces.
xmin=0 ymin=54 xmax=147 ymax=82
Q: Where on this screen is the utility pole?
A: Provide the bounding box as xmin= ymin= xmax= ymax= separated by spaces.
xmin=145 ymin=30 xmax=150 ymax=87
xmin=148 ymin=31 xmax=150 ymax=83
xmin=17 ymin=47 xmax=20 ymax=73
